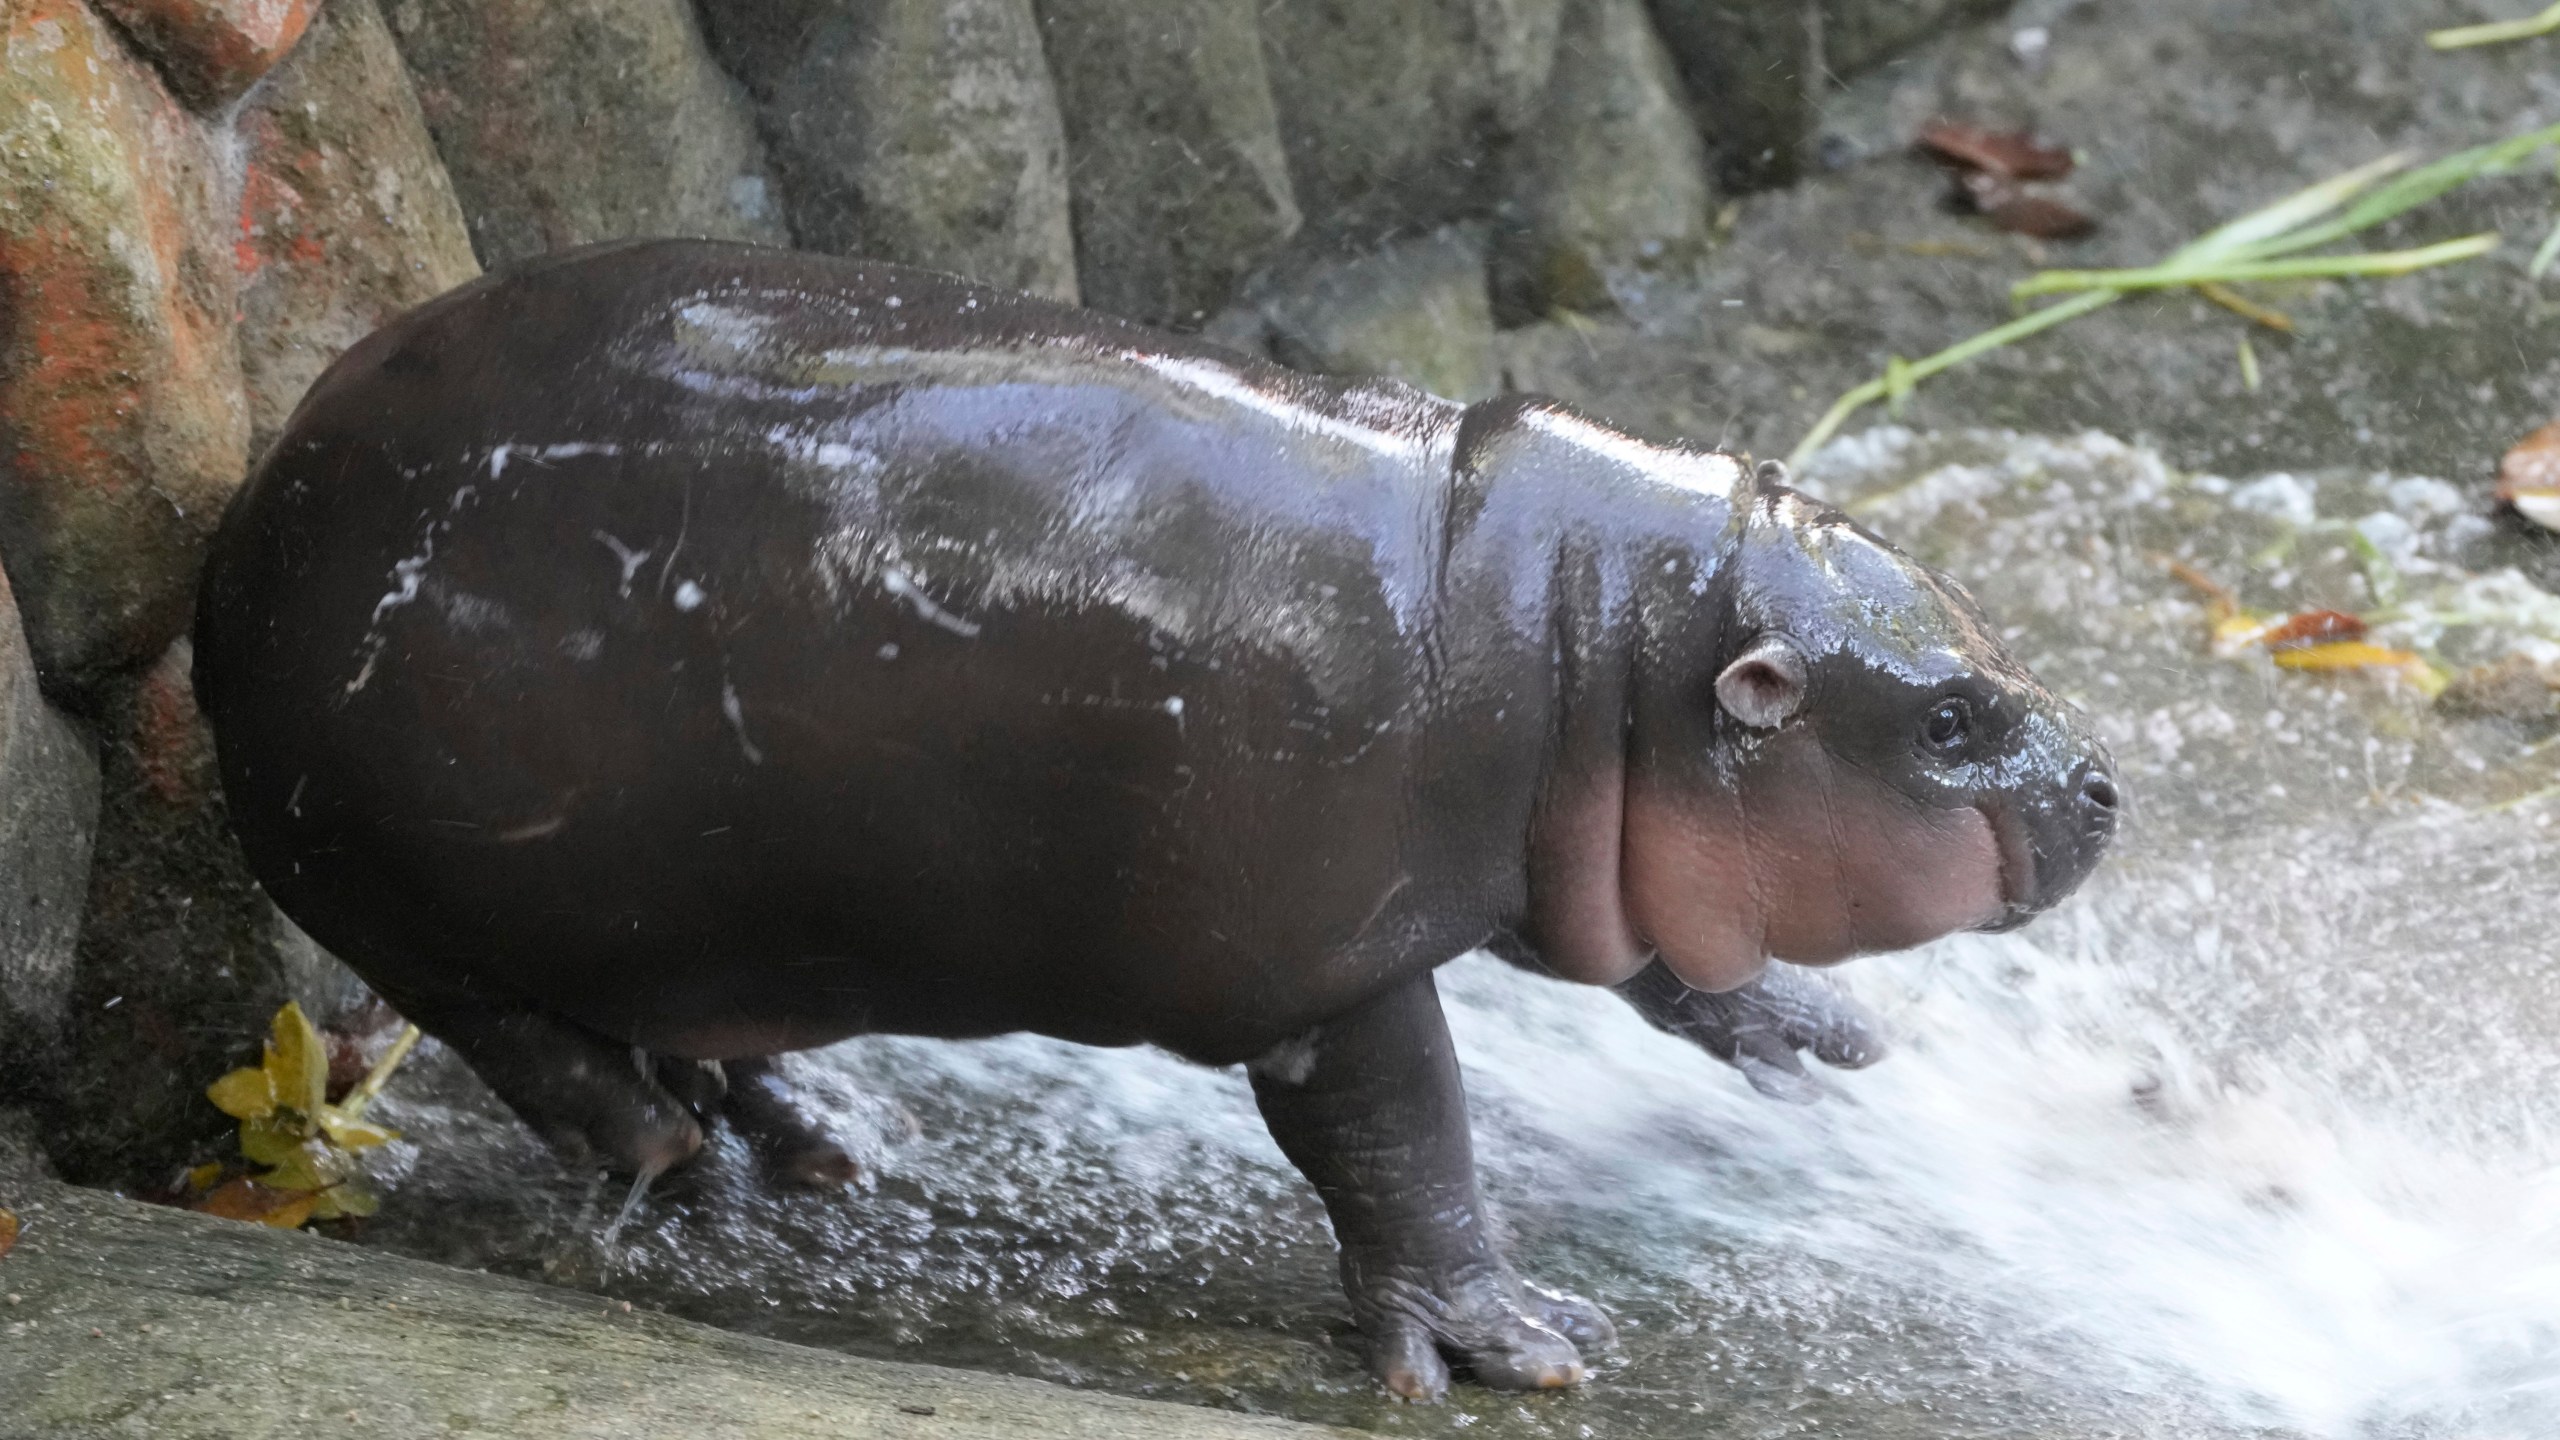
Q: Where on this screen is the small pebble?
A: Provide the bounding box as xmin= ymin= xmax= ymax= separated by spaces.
xmin=897 ymin=1403 xmax=937 ymax=1416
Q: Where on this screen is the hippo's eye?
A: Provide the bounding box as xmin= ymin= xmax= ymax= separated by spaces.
xmin=1920 ymin=697 xmax=1972 ymax=757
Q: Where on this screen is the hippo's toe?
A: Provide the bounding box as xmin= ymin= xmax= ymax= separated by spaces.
xmin=722 ymin=1055 xmax=862 ymax=1189
xmin=1525 ymin=1281 xmax=1618 ymax=1350
xmin=1356 ymin=1266 xmax=1608 ymax=1401
xmin=1615 ymin=959 xmax=1888 ymax=1103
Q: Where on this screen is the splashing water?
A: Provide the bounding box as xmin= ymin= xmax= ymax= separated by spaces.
xmin=599 ymin=1159 xmax=666 ymax=1250
xmin=1438 ymin=890 xmax=2560 ymax=1439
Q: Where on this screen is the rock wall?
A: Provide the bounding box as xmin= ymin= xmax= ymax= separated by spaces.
xmin=1647 ymin=0 xmax=2013 ymax=191
xmin=0 ymin=0 xmax=1994 ymax=1184
xmin=389 ymin=0 xmax=787 ymax=267
xmin=701 ymin=0 xmax=1079 ymax=299
xmin=0 ymin=561 xmax=97 ymax=1129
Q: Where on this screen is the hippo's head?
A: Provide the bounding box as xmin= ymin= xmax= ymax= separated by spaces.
xmin=1616 ymin=471 xmax=2117 ymax=991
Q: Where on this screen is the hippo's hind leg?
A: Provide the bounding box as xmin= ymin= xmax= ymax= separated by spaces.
xmin=718 ymin=1055 xmax=861 ymax=1188
xmin=622 ymin=1054 xmax=859 ymax=1187
xmin=385 ymin=993 xmax=709 ymax=1177
xmin=1613 ymin=959 xmax=1886 ymax=1102
xmin=389 ymin=983 xmax=854 ymax=1186
xmin=1250 ymin=972 xmax=1615 ymax=1401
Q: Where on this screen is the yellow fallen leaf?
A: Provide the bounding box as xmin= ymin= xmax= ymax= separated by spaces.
xmin=2270 ymin=640 xmax=2421 ymax=670
xmin=205 ymin=1005 xmax=425 ymax=1228
xmin=183 ymin=1162 xmax=222 ymax=1192
xmin=207 ymin=1065 xmax=276 ymax=1121
xmin=309 ymin=1177 xmax=380 ymax=1221
xmin=2270 ymin=641 xmax=2448 ymax=696
xmin=2210 ymin=612 xmax=2271 ymax=656
xmin=267 ymin=1002 xmax=329 ymax=1118
xmin=317 ymin=1111 xmax=399 ymax=1153
xmin=239 ymin=1114 xmax=309 ymax=1168
xmin=259 ymin=1141 xmax=356 ymax=1195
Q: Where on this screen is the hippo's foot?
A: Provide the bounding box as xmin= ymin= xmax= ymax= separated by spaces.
xmin=399 ymin=999 xmax=856 ymax=1186
xmin=719 ymin=1055 xmax=861 ymax=1188
xmin=408 ymin=1002 xmax=708 ymax=1176
xmin=1351 ymin=1261 xmax=1615 ymax=1400
xmin=1251 ymin=972 xmax=1616 ymax=1402
xmin=1614 ymin=958 xmax=1885 ymax=1102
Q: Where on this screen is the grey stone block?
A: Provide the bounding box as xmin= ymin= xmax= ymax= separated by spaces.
xmin=1255 ymin=230 xmax=1502 ymax=402
xmin=1037 ymin=0 xmax=1299 ymax=326
xmin=0 ymin=557 xmax=96 ymax=1109
xmin=701 ymin=0 xmax=1079 ymax=300
xmin=386 ymin=0 xmax=790 ymax=266
xmin=1257 ymin=0 xmax=1567 ymax=244
xmin=0 ymin=1181 xmax=1354 ymax=1439
xmin=1496 ymin=0 xmax=1715 ymax=319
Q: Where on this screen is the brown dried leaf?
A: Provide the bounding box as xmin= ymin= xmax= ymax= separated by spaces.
xmin=0 ymin=1208 xmax=17 ymax=1261
xmin=192 ymin=1178 xmax=317 ymax=1230
xmin=325 ymin=1032 xmax=370 ymax=1104
xmin=2158 ymin=556 xmax=2240 ymax=621
xmin=1985 ymin=193 xmax=2099 ymax=241
xmin=1916 ymin=121 xmax=2076 ymax=181
xmin=2497 ymin=422 xmax=2560 ymax=530
xmin=2259 ymin=610 xmax=2368 ymax=651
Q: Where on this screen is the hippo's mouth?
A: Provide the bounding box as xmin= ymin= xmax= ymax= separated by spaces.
xmin=1973 ymin=802 xmax=2040 ymax=933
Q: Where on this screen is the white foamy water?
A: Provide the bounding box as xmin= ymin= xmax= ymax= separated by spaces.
xmin=1434 ymin=905 xmax=2560 ymax=1438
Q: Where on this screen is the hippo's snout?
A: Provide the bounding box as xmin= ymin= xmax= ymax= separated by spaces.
xmin=1981 ymin=750 xmax=2119 ymax=932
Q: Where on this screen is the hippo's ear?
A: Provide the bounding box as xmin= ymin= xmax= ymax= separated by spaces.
xmin=1716 ymin=635 xmax=1807 ymax=729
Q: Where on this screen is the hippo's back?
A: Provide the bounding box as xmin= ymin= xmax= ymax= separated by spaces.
xmin=195 ymin=240 xmax=1490 ymax=1061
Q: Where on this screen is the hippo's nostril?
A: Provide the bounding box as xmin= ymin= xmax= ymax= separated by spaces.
xmin=2080 ymin=770 xmax=2119 ymax=814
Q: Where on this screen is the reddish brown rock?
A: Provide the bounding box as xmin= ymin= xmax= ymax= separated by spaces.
xmin=0 ymin=0 xmax=249 ymax=701
xmin=90 ymin=0 xmax=316 ymax=110
xmin=235 ymin=0 xmax=478 ymax=452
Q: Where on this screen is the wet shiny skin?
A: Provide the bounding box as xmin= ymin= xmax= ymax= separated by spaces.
xmin=193 ymin=239 xmax=2115 ymax=1398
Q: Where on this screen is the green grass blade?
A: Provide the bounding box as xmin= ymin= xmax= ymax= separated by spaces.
xmin=2013 ymin=233 xmax=2500 ymax=301
xmin=2428 ymin=2 xmax=2560 ymax=49
xmin=2172 ymin=152 xmax=2412 ymax=264
xmin=2533 ymin=214 xmax=2560 ymax=278
xmin=1784 ymin=289 xmax=2121 ymax=471
xmin=2243 ymin=123 xmax=2560 ymax=259
xmin=1789 ymin=119 xmax=2560 ymax=468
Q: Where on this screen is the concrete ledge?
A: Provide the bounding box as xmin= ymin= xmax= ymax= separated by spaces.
xmin=0 ymin=1182 xmax=1351 ymax=1439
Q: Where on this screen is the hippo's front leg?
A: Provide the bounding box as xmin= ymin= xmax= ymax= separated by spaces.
xmin=1614 ymin=960 xmax=1886 ymax=1103
xmin=1250 ymin=973 xmax=1614 ymax=1400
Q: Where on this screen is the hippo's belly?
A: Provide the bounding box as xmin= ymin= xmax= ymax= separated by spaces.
xmin=195 ymin=242 xmax=1507 ymax=1063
